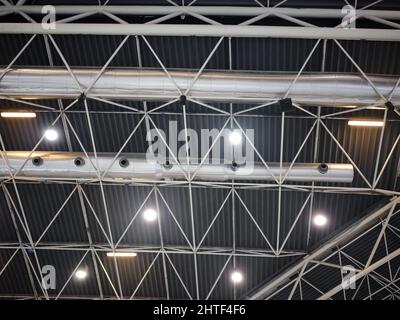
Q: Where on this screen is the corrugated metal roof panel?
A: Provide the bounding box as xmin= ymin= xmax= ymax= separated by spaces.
xmin=1 ymin=2 xmax=400 ymax=299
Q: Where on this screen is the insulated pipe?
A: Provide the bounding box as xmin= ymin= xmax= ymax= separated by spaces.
xmin=0 ymin=152 xmax=354 ymax=183
xmin=1 ymin=68 xmax=399 ymax=106
xmin=0 ymin=6 xmax=400 ymax=20
xmin=1 ymin=23 xmax=400 ymax=42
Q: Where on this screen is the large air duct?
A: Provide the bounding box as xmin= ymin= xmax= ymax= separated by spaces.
xmin=1 ymin=68 xmax=399 ymax=106
xmin=0 ymin=152 xmax=354 ymax=183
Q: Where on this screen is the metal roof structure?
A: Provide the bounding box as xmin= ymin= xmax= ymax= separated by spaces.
xmin=0 ymin=0 xmax=400 ymax=300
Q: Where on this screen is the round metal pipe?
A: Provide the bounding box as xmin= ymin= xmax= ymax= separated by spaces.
xmin=1 ymin=68 xmax=399 ymax=106
xmin=1 ymin=23 xmax=400 ymax=42
xmin=0 ymin=152 xmax=354 ymax=183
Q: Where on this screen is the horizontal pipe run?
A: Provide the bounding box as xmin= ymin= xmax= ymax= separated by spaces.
xmin=1 ymin=6 xmax=400 ymax=20
xmin=1 ymin=23 xmax=400 ymax=41
xmin=0 ymin=152 xmax=354 ymax=183
xmin=1 ymin=68 xmax=399 ymax=106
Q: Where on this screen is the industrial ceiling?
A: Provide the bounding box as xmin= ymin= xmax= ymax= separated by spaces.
xmin=0 ymin=0 xmax=400 ymax=300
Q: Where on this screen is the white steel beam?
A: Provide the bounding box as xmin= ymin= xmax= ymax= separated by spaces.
xmin=1 ymin=23 xmax=400 ymax=41
xmin=1 ymin=6 xmax=400 ymax=20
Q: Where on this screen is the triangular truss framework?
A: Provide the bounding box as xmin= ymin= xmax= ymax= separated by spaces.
xmin=0 ymin=0 xmax=400 ymax=300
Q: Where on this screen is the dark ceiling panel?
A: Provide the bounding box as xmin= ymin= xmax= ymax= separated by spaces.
xmin=0 ymin=0 xmax=399 ymax=300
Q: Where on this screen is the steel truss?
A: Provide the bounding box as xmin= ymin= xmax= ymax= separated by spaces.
xmin=249 ymin=197 xmax=400 ymax=300
xmin=0 ymin=0 xmax=400 ymax=300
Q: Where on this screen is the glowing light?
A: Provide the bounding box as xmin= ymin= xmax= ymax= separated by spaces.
xmin=231 ymin=271 xmax=243 ymax=283
xmin=313 ymin=214 xmax=328 ymax=227
xmin=44 ymin=129 xmax=58 ymax=141
xmin=106 ymin=252 xmax=137 ymax=258
xmin=229 ymin=131 xmax=242 ymax=145
xmin=75 ymin=269 xmax=88 ymax=280
xmin=1 ymin=112 xmax=36 ymax=118
xmin=143 ymin=208 xmax=157 ymax=222
xmin=348 ymin=120 xmax=384 ymax=127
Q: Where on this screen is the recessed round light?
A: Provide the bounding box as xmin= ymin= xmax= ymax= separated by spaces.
xmin=75 ymin=269 xmax=88 ymax=280
xmin=231 ymin=270 xmax=243 ymax=284
xmin=313 ymin=214 xmax=328 ymax=227
xmin=44 ymin=128 xmax=58 ymax=141
xmin=229 ymin=131 xmax=242 ymax=145
xmin=143 ymin=208 xmax=157 ymax=222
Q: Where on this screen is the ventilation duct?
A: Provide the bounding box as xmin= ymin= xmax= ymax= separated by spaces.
xmin=1 ymin=68 xmax=399 ymax=106
xmin=0 ymin=152 xmax=354 ymax=183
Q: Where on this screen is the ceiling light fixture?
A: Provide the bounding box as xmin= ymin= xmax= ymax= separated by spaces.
xmin=229 ymin=130 xmax=242 ymax=145
xmin=348 ymin=120 xmax=384 ymax=127
xmin=44 ymin=128 xmax=58 ymax=141
xmin=75 ymin=269 xmax=88 ymax=280
xmin=1 ymin=111 xmax=36 ymax=118
xmin=143 ymin=208 xmax=157 ymax=222
xmin=313 ymin=214 xmax=328 ymax=227
xmin=106 ymin=252 xmax=137 ymax=258
xmin=231 ymin=270 xmax=243 ymax=284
